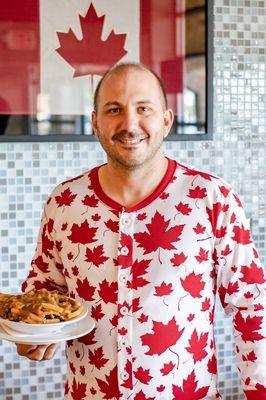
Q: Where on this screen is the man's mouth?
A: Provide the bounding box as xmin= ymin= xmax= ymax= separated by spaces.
xmin=118 ymin=137 xmax=147 ymax=145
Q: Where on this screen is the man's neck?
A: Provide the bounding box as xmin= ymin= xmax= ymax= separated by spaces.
xmin=98 ymin=155 xmax=168 ymax=208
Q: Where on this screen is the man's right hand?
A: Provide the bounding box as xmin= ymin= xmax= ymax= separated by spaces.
xmin=16 ymin=343 xmax=59 ymax=361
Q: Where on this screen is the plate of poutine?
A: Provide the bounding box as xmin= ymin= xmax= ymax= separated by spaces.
xmin=0 ymin=313 xmax=95 ymax=344
xmin=0 ymin=288 xmax=89 ymax=334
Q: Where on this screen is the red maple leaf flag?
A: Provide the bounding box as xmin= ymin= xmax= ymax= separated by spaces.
xmin=56 ymin=3 xmax=127 ymax=77
xmin=141 ymin=317 xmax=184 ymax=355
xmin=172 ymin=371 xmax=209 ymax=400
xmin=135 ymin=211 xmax=184 ymax=255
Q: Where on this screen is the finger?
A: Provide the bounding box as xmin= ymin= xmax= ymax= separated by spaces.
xmin=24 ymin=345 xmax=50 ymax=361
xmin=43 ymin=343 xmax=59 ymax=360
xmin=16 ymin=344 xmax=38 ymax=356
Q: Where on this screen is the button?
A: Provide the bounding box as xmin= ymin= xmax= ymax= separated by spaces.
xmin=119 ymin=273 xmax=127 ymax=284
xmin=120 ymin=371 xmax=129 ymax=381
xmin=121 ymin=246 xmax=129 ymax=256
xmin=122 ymin=216 xmax=131 ymax=227
xmin=119 ymin=338 xmax=128 ymax=348
xmin=120 ymin=306 xmax=128 ymax=316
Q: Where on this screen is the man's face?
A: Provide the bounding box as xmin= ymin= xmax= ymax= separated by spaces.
xmin=92 ymin=68 xmax=173 ymax=170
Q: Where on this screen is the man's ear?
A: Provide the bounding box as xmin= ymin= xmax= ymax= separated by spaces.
xmin=91 ymin=111 xmax=98 ymax=137
xmin=163 ymin=109 xmax=174 ymax=138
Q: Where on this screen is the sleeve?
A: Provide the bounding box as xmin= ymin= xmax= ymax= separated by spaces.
xmin=214 ymin=188 xmax=266 ymax=399
xmin=21 ymin=195 xmax=67 ymax=295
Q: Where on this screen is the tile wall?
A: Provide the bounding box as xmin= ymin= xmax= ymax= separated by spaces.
xmin=0 ymin=0 xmax=265 ymax=399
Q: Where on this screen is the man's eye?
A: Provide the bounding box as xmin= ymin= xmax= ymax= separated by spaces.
xmin=108 ymin=108 xmax=120 ymax=114
xmin=138 ymin=106 xmax=150 ymax=113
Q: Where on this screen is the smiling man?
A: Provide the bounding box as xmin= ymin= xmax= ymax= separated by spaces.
xmin=18 ymin=63 xmax=266 ymax=400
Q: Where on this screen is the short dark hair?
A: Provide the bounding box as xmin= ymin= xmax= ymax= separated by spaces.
xmin=93 ymin=62 xmax=168 ymax=112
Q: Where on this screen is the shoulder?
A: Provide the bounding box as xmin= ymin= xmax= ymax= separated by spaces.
xmin=46 ymin=164 xmax=102 ymax=204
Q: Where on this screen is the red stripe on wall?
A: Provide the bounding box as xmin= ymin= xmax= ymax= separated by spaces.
xmin=0 ymin=0 xmax=40 ymax=114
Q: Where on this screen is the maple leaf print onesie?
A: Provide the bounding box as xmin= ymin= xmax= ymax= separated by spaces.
xmin=22 ymin=158 xmax=266 ymax=400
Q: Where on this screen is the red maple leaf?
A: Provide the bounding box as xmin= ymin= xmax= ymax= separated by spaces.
xmin=134 ymin=390 xmax=155 ymax=400
xmin=91 ymin=304 xmax=105 ymax=321
xmin=47 ymin=218 xmax=54 ymax=233
xmin=98 ymin=279 xmax=118 ymax=304
xmin=134 ymin=211 xmax=184 ymax=254
xmin=193 ymin=223 xmax=206 ymax=234
xmin=240 ymin=262 xmax=265 ymax=284
xmin=85 ymin=245 xmax=108 ymax=267
xmin=92 ymin=214 xmax=101 ymax=221
xmin=82 ymin=194 xmax=99 ymax=207
xmin=120 ymin=359 xmax=132 ymax=389
xmin=170 ymin=252 xmax=187 ymax=268
xmin=56 ymin=3 xmax=127 ymax=77
xmin=72 ymin=265 xmax=79 ymax=276
xmin=221 ymin=244 xmax=232 ymax=256
xmin=132 ymin=297 xmax=142 ymax=313
xmin=234 ymin=312 xmax=264 ymax=342
xmin=183 ymin=167 xmax=217 ymax=182
xmin=134 ymin=367 xmax=152 ymax=384
xmin=138 ymin=313 xmax=148 ymax=323
xmin=160 ymin=361 xmax=175 ymax=376
xmin=181 ymin=272 xmax=205 ymax=298
xmin=207 ymin=355 xmax=217 ymax=374
xmin=231 ymin=224 xmax=252 ymax=244
xmin=175 ymin=202 xmax=192 ymax=215
xmin=227 ymin=281 xmax=239 ymax=295
xmin=88 ymin=346 xmax=108 ymax=370
xmin=41 ymin=225 xmax=54 ymax=259
xmin=96 ymin=365 xmax=120 ymax=400
xmin=34 ymin=255 xmax=49 ymax=273
xmin=219 ymin=185 xmax=230 ymax=197
xmin=201 ymin=298 xmax=211 ymax=311
xmin=68 ymin=220 xmax=97 ymax=244
xmin=154 ymin=282 xmax=173 ymax=296
xmin=172 ymin=371 xmax=209 ymax=400
xmin=104 ymin=219 xmax=119 ymax=233
xmin=128 ymin=259 xmax=151 ymax=290
xmin=215 ymin=226 xmax=227 ymax=238
xmin=76 ymin=278 xmax=95 ymax=301
xmin=137 ymin=213 xmax=147 ymax=221
xmin=77 ymin=328 xmax=97 ymax=345
xmin=195 ymin=247 xmax=209 ymax=263
xmin=187 ymin=186 xmax=207 ymax=199
xmin=185 ymin=329 xmax=208 ymax=362
xmin=71 ymin=378 xmax=87 ymax=400
xmin=206 ymin=202 xmax=224 ymax=233
xmin=55 ymin=188 xmax=77 ymax=207
xmin=141 ymin=317 xmax=184 ymax=355
xmin=242 ymin=350 xmax=257 ymax=362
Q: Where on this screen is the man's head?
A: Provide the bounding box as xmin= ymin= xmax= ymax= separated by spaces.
xmin=92 ymin=63 xmax=173 ymax=170
xmin=93 ymin=63 xmax=168 ymax=113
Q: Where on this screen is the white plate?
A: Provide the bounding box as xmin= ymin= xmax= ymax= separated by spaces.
xmin=0 ymin=302 xmax=89 ymax=334
xmin=0 ymin=315 xmax=95 ymax=345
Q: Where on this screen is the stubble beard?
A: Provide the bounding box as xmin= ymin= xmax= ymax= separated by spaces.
xmin=97 ymin=132 xmax=164 ymax=171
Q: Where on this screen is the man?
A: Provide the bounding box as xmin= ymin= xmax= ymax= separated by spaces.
xmin=17 ymin=63 xmax=266 ymax=399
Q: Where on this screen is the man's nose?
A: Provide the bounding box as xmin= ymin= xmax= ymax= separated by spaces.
xmin=119 ymin=109 xmax=139 ymax=132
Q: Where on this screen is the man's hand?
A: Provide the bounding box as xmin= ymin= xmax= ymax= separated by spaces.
xmin=16 ymin=343 xmax=59 ymax=361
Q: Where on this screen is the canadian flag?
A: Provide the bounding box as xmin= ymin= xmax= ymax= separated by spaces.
xmin=0 ymin=0 xmax=183 ymax=115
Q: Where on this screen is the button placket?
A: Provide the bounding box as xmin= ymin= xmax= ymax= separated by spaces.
xmin=117 ymin=211 xmax=135 ymax=395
